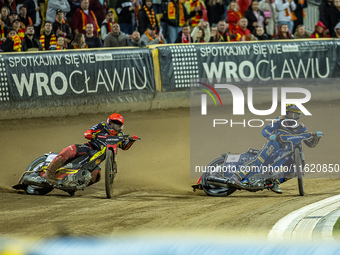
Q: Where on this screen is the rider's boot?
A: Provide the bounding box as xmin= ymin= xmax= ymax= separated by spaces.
xmin=44 ymin=156 xmax=67 ymax=186
xmin=271 ymin=180 xmax=283 ymax=194
xmin=44 ymin=145 xmax=76 ymax=186
xmin=44 ymin=169 xmax=58 ymax=186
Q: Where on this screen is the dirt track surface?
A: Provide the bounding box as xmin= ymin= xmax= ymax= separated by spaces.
xmin=1 ymin=104 xmax=340 ymax=239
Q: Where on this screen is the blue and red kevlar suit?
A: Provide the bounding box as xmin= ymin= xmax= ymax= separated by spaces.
xmin=46 ymin=122 xmax=136 ymax=185
xmin=234 ymin=116 xmax=321 ymax=183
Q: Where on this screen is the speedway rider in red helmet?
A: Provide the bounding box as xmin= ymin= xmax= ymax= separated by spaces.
xmin=45 ymin=113 xmax=139 ymax=185
xmin=228 ymin=104 xmax=323 ymax=194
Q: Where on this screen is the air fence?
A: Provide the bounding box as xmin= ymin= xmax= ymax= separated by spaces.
xmin=0 ymin=39 xmax=339 ymax=120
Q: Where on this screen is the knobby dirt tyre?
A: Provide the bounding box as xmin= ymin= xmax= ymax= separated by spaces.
xmin=295 ymin=148 xmax=305 ymax=196
xmin=105 ymin=150 xmax=117 ymax=198
xmin=24 ymin=156 xmax=53 ymax=195
xmin=201 ymin=157 xmax=237 ymax=197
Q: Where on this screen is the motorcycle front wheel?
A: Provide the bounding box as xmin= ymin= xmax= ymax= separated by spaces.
xmin=105 ymin=150 xmax=117 ymax=198
xmin=294 ymin=148 xmax=304 ymax=196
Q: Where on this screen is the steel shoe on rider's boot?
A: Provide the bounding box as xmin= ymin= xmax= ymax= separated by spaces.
xmin=271 ymin=181 xmax=283 ymax=194
xmin=228 ymin=174 xmax=243 ymax=188
xmin=22 ymin=174 xmax=44 ymax=185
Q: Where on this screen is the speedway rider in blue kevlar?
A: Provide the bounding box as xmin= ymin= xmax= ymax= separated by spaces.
xmin=228 ymin=104 xmax=323 ymax=194
xmin=44 ymin=113 xmax=139 ymax=186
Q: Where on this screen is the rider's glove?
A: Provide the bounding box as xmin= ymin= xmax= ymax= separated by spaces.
xmin=269 ymin=135 xmax=276 ymax=141
xmin=92 ymin=133 xmax=97 ymax=140
xmin=129 ymin=135 xmax=139 ymax=141
xmin=315 ymin=131 xmax=323 ymax=138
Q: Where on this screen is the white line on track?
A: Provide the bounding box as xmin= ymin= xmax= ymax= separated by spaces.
xmin=268 ymin=195 xmax=340 ymax=241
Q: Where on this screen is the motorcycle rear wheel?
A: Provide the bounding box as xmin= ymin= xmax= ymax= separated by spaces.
xmin=295 ymin=148 xmax=304 ymax=196
xmin=201 ymin=157 xmax=237 ymax=197
xmin=105 ymin=150 xmax=117 ymax=198
xmin=24 ymin=156 xmax=53 ymax=195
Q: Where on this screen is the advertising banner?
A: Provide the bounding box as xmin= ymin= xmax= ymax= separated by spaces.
xmin=158 ymin=40 xmax=340 ymax=91
xmin=0 ymin=48 xmax=156 ymax=109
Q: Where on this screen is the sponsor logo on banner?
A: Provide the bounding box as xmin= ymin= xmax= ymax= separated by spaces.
xmin=95 ymin=54 xmax=113 ymax=61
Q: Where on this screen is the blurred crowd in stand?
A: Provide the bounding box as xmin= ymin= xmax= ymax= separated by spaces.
xmin=0 ymin=0 xmax=339 ymax=52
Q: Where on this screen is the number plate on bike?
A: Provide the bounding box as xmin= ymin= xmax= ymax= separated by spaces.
xmin=225 ymin=155 xmax=241 ymax=162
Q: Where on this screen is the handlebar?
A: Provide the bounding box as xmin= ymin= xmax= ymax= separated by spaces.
xmin=96 ymin=134 xmax=141 ymax=143
xmin=268 ymin=131 xmax=323 ymax=142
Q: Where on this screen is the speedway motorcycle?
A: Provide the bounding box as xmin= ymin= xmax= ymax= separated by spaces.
xmin=13 ymin=134 xmax=140 ymax=198
xmin=192 ymin=132 xmax=322 ymax=197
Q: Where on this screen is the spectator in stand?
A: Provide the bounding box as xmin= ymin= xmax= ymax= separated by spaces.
xmin=12 ymin=19 xmax=25 ymax=39
xmin=191 ymin=27 xmax=205 ymax=42
xmin=132 ymin=0 xmax=140 ymax=30
xmin=72 ymin=0 xmax=100 ymax=36
xmin=293 ymin=24 xmax=309 ymax=38
xmin=184 ymin=0 xmax=207 ymax=29
xmin=221 ymin=0 xmax=230 ymax=20
xmin=253 ymin=25 xmax=269 ymax=39
xmin=72 ymin=33 xmax=88 ymax=48
xmin=216 ymin=19 xmax=241 ymax=41
xmin=319 ymin=0 xmax=333 ymax=36
xmin=206 ymin=0 xmax=225 ymax=26
xmin=0 ymin=13 xmax=6 ymax=48
xmin=227 ymin=1 xmax=242 ymax=34
xmin=55 ymin=36 xmax=66 ymax=49
xmin=115 ymin=0 xmax=134 ymax=34
xmin=2 ymin=28 xmax=21 ymax=51
xmin=162 ymin=0 xmax=195 ymax=43
xmin=21 ymin=24 xmax=43 ymax=50
xmin=275 ymin=0 xmax=296 ymax=34
xmin=175 ymin=23 xmax=192 ymax=43
xmin=244 ymin=0 xmax=267 ymax=34
xmin=259 ymin=0 xmax=277 ymax=38
xmin=330 ymin=0 xmax=340 ymax=37
xmin=85 ymin=22 xmax=102 ymax=48
xmin=310 ymin=21 xmax=330 ymax=38
xmin=101 ymin=9 xmax=114 ymax=41
xmin=128 ymin=30 xmax=141 ymax=46
xmin=6 ymin=9 xmax=18 ymax=26
xmin=46 ymin=0 xmax=70 ymax=22
xmin=3 ymin=0 xmax=16 ymax=13
xmin=140 ymin=23 xmax=165 ymax=45
xmin=237 ymin=0 xmax=251 ymax=16
xmin=191 ymin=19 xmax=210 ymax=42
xmin=209 ymin=25 xmax=221 ymax=42
xmin=275 ymin=23 xmax=293 ymax=39
xmin=292 ymin=0 xmax=307 ymax=34
xmin=152 ymin=0 xmax=162 ymax=14
xmin=234 ymin=17 xmax=254 ymax=40
xmin=24 ymin=0 xmax=42 ymax=38
xmin=40 ymin=0 xmax=47 ymax=21
xmin=40 ymin=21 xmax=57 ymax=50
xmin=334 ymin=22 xmax=340 ymax=38
xmin=18 ymin=5 xmax=33 ymax=32
xmin=67 ymin=0 xmax=81 ymax=25
xmin=52 ymin=9 xmax=72 ymax=45
xmin=1 ymin=6 xmax=10 ymax=25
xmin=138 ymin=0 xmax=158 ymax=35
xmin=103 ymin=22 xmax=129 ymax=47
xmin=89 ymin=0 xmax=108 ymax=25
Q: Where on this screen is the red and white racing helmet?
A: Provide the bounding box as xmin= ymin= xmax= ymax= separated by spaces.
xmin=107 ymin=113 xmax=124 ymax=135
